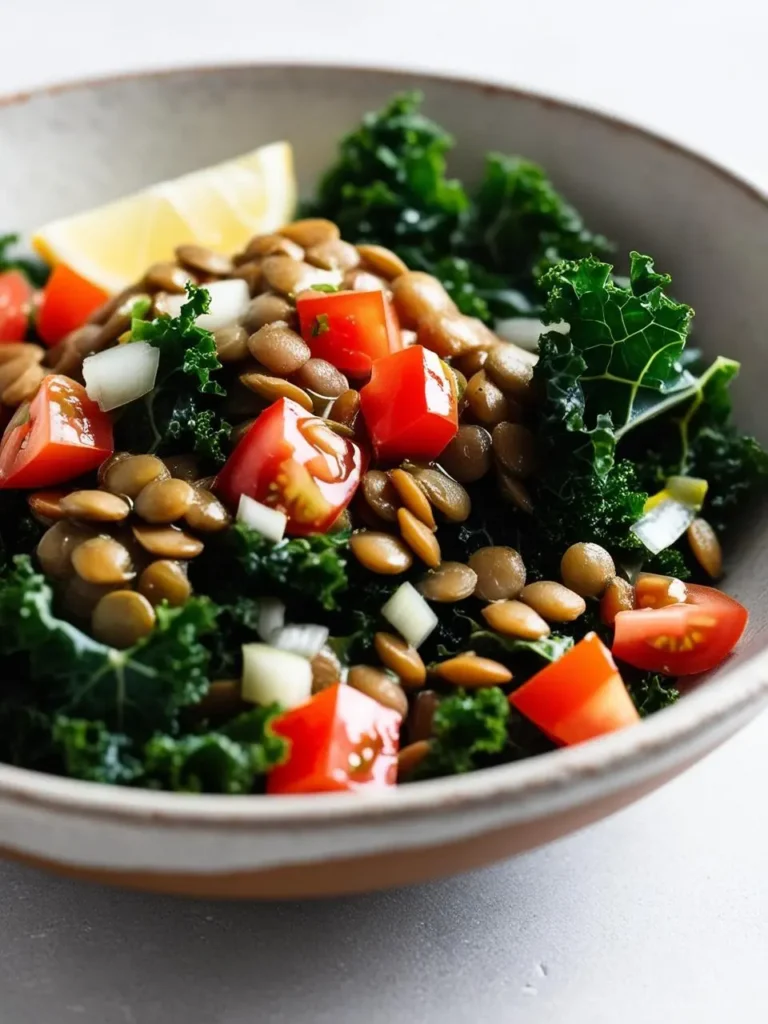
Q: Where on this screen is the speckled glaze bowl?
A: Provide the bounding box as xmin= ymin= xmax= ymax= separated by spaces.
xmin=1 ymin=65 xmax=767 ymax=898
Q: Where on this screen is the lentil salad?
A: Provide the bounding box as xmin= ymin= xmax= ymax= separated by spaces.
xmin=0 ymin=93 xmax=764 ymax=795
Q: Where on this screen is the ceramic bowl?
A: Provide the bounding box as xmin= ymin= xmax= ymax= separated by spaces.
xmin=1 ymin=65 xmax=767 ymax=898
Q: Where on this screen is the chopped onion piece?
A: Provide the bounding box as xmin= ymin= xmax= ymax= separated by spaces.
xmin=631 ymin=498 xmax=696 ymax=555
xmin=82 ymin=341 xmax=160 ymax=412
xmin=273 ymin=623 xmax=330 ymax=659
xmin=236 ymin=494 xmax=287 ymax=543
xmin=257 ymin=598 xmax=285 ymax=643
xmin=158 ymin=279 xmax=250 ymax=331
xmin=381 ymin=582 xmax=438 ymax=649
xmin=494 ymin=317 xmax=569 ymax=352
xmin=241 ymin=643 xmax=312 ymax=709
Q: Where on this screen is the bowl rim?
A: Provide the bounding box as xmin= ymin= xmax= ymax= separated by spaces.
xmin=1 ymin=60 xmax=767 ymax=828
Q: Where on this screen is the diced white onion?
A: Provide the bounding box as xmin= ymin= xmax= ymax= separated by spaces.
xmin=257 ymin=598 xmax=285 ymax=643
xmin=241 ymin=643 xmax=312 ymax=709
xmin=272 ymin=623 xmax=330 ymax=659
xmin=82 ymin=342 xmax=160 ymax=412
xmin=631 ymin=498 xmax=696 ymax=555
xmin=494 ymin=317 xmax=569 ymax=352
xmin=236 ymin=494 xmax=287 ymax=543
xmin=381 ymin=582 xmax=438 ymax=649
xmin=158 ymin=279 xmax=251 ymax=331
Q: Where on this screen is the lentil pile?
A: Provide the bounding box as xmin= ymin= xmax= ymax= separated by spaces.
xmin=0 ymin=92 xmax=763 ymax=795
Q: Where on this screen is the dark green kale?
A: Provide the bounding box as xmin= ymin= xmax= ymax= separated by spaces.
xmin=53 ymin=717 xmax=143 ymax=785
xmin=0 ymin=232 xmax=50 ymax=287
xmin=411 ymin=687 xmax=511 ymax=778
xmin=623 ymin=670 xmax=680 ymax=717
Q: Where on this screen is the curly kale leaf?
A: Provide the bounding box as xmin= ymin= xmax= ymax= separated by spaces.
xmin=166 ymin=395 xmax=232 ymax=466
xmin=413 ymin=687 xmax=510 ymax=778
xmin=623 ymin=671 xmax=680 ymax=717
xmin=53 ymin=717 xmax=143 ymax=785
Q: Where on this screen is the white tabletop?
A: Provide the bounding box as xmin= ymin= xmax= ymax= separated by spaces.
xmin=2 ymin=3 xmax=767 ymax=1021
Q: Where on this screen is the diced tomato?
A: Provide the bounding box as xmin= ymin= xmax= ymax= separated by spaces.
xmin=510 ymin=633 xmax=640 ymax=746
xmin=613 ymin=583 xmax=748 ymax=676
xmin=267 ymin=683 xmax=401 ymax=794
xmin=359 ymin=344 xmax=458 ymax=462
xmin=37 ymin=265 xmax=109 ymax=346
xmin=214 ymin=397 xmax=364 ymax=535
xmin=0 ymin=374 xmax=114 ymax=489
xmin=0 ymin=270 xmax=33 ymax=342
xmin=295 ymin=289 xmax=401 ymax=377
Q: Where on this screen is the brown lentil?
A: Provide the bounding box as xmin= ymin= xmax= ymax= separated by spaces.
xmin=349 ymin=530 xmax=413 ymax=574
xmin=453 ymin=349 xmax=488 ymax=378
xmin=239 ymin=371 xmax=314 ymax=412
xmin=59 ymin=490 xmax=131 ymax=523
xmin=408 ymin=690 xmax=440 ymax=743
xmin=2 ymin=362 xmax=45 ymax=406
xmin=261 ymin=256 xmax=340 ymax=296
xmin=135 ymin=478 xmax=194 ymax=524
xmin=86 ymin=285 xmax=142 ymax=326
xmin=418 ymin=311 xmax=497 ymax=359
xmin=278 ymin=218 xmax=340 ymax=248
xmin=0 ymin=356 xmax=33 ymax=393
xmin=482 ymin=600 xmax=550 ymax=640
xmin=391 ymin=272 xmax=457 ymax=329
xmin=343 ymin=268 xmax=389 ymax=293
xmin=397 ymin=740 xmax=431 ymax=779
xmin=184 ymin=489 xmax=230 ymax=533
xmin=361 ymin=470 xmax=400 ymax=523
xmin=36 ymin=521 xmax=94 ymax=579
xmin=469 ymin=546 xmax=526 ymax=602
xmin=231 ymin=261 xmax=264 ymax=296
xmin=417 ymin=561 xmax=478 ymax=603
xmin=484 ymin=345 xmax=535 ymax=400
xmin=243 ymin=293 xmax=296 ymax=333
xmin=492 ymin=422 xmax=537 ymax=478
xmin=435 ymin=654 xmax=513 ymax=687
xmin=348 ymin=665 xmax=409 ymax=718
xmin=212 ymin=324 xmax=249 ymax=363
xmin=329 ymin=388 xmax=360 ymax=427
xmin=310 ymin=647 xmax=343 ymax=694
xmin=465 ymin=370 xmax=510 ymax=427
xmin=323 ymin=418 xmax=355 ymax=439
xmin=137 ymin=559 xmax=192 ymax=607
xmin=438 ymin=425 xmax=493 ymax=484
xmin=230 ymin=418 xmax=256 ymax=445
xmin=144 ymin=261 xmax=190 ymax=294
xmin=196 ymin=679 xmax=249 ymax=720
xmin=293 ymin=358 xmax=349 ymax=398
xmin=560 ymin=542 xmax=616 ymax=598
xmin=242 ymin=233 xmax=305 ymax=261
xmin=397 ymin=507 xmax=441 ymax=568
xmin=132 ymin=523 xmax=204 ymax=559
xmin=175 ymin=243 xmax=232 ymax=277
xmin=389 ymin=468 xmax=435 ymax=528
xmin=63 ymin=576 xmax=121 ymax=620
xmin=374 ymin=632 xmax=427 ymax=689
xmin=688 ymin=518 xmax=723 ymax=579
xmin=635 ymin=573 xmax=687 ymax=609
xmin=306 ymin=239 xmax=360 ymax=272
xmin=71 ymin=536 xmax=135 ymax=585
xmin=247 ymin=321 xmax=311 ymax=376
xmin=92 ymin=590 xmax=156 ymax=649
xmin=411 ymin=467 xmax=472 ymax=522
xmin=103 ymin=454 xmax=169 ymax=499
xmin=94 ymin=295 xmax=150 ymax=350
xmin=356 ymin=244 xmax=408 ymax=280
xmin=162 ymin=454 xmax=201 ymax=482
xmin=28 ymin=489 xmax=69 ymax=523
xmin=600 ymin=577 xmax=635 ymax=626
xmin=521 ymin=581 xmax=586 ymax=623
xmin=0 ymin=342 xmax=43 ymax=365
xmin=498 ymin=472 xmax=534 ymax=514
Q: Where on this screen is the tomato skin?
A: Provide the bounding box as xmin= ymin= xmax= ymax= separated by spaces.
xmin=267 ymin=683 xmax=402 ymax=794
xmin=0 ymin=270 xmax=33 ymax=342
xmin=214 ymin=397 xmax=364 ymax=535
xmin=296 ymin=289 xmax=401 ymax=377
xmin=510 ymin=633 xmax=640 ymax=746
xmin=37 ymin=265 xmax=109 ymax=346
xmin=359 ymin=344 xmax=458 ymax=461
xmin=0 ymin=374 xmax=114 ymax=489
xmin=613 ymin=584 xmax=748 ymax=676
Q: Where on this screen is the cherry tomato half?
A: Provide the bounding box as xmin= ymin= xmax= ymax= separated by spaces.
xmin=613 ymin=583 xmax=748 ymax=676
xmin=267 ymin=683 xmax=401 ymax=794
xmin=0 ymin=374 xmax=114 ymax=489
xmin=296 ymin=288 xmax=401 ymax=377
xmin=37 ymin=265 xmax=109 ymax=347
xmin=214 ymin=397 xmax=364 ymax=535
xmin=0 ymin=270 xmax=33 ymax=342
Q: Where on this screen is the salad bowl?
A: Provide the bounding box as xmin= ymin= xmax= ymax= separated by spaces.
xmin=0 ymin=64 xmax=767 ymax=897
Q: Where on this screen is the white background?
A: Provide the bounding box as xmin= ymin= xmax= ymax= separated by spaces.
xmin=1 ymin=3 xmax=768 ymax=1022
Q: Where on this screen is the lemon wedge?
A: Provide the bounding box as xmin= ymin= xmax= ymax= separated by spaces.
xmin=32 ymin=142 xmax=297 ymax=293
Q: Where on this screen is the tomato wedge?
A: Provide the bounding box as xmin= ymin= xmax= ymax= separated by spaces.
xmin=510 ymin=633 xmax=640 ymax=746
xmin=0 ymin=270 xmax=33 ymax=342
xmin=0 ymin=374 xmax=114 ymax=489
xmin=613 ymin=583 xmax=748 ymax=676
xmin=359 ymin=344 xmax=458 ymax=461
xmin=37 ymin=265 xmax=109 ymax=346
xmin=295 ymin=289 xmax=401 ymax=377
xmin=267 ymin=683 xmax=401 ymax=794
xmin=214 ymin=397 xmax=364 ymax=535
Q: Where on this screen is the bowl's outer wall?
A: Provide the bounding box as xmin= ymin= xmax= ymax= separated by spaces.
xmin=0 ymin=66 xmax=767 ymax=891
